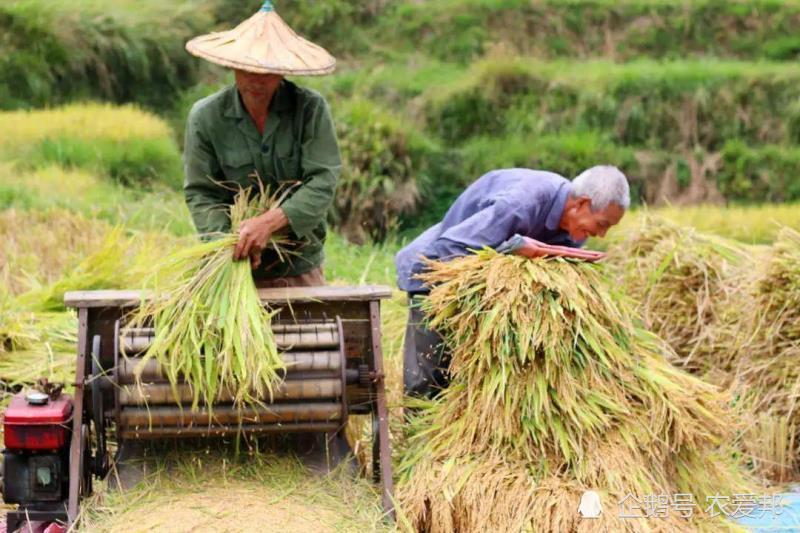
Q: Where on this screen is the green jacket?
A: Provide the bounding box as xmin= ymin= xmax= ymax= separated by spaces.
xmin=183 ymin=80 xmax=342 ymax=279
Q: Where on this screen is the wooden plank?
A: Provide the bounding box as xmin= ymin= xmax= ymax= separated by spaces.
xmin=369 ymin=300 xmax=395 ymax=520
xmin=67 ymin=308 xmax=88 ymax=526
xmin=64 ymin=285 xmax=393 ymax=308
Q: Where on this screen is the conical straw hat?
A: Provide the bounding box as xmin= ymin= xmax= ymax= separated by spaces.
xmin=185 ymin=1 xmax=336 ymax=76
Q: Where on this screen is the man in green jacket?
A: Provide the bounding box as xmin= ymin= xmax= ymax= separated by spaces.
xmin=184 ymin=0 xmax=341 ymax=288
xmin=113 ymin=2 xmax=344 ymax=488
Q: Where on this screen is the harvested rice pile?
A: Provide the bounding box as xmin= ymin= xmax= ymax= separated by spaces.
xmin=398 ymin=251 xmax=759 ymax=532
xmin=736 ymin=228 xmax=800 ymax=482
xmin=606 ymin=216 xmax=747 ymax=377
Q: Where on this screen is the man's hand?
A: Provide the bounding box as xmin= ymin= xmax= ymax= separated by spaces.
xmin=513 ymin=237 xmax=606 ymax=262
xmin=233 ymin=208 xmax=289 ymax=265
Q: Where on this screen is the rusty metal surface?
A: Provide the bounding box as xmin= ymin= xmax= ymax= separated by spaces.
xmin=119 ymin=402 xmax=342 ymax=428
xmin=119 ymin=379 xmax=342 ymax=405
xmin=117 ymin=351 xmax=343 ymax=384
xmin=121 ymin=326 xmax=340 ymax=354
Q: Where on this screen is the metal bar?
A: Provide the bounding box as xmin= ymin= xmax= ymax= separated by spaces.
xmin=336 ymin=317 xmax=348 ymax=426
xmin=67 ymin=307 xmax=88 ymax=525
xmin=120 ymin=422 xmax=340 ymax=439
xmin=119 ymin=402 xmax=342 ymax=428
xmin=125 ymin=323 xmax=337 ymax=335
xmin=272 ymin=322 xmax=337 ymax=333
xmin=64 ymin=286 xmax=392 ymax=309
xmin=117 ymin=351 xmax=342 ymax=384
xmin=122 ymin=330 xmax=340 ymax=354
xmin=369 ymin=300 xmax=395 ymax=520
xmin=119 ymin=379 xmax=341 ymax=405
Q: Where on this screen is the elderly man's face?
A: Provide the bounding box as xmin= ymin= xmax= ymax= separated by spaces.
xmin=562 ymin=197 xmax=625 ymax=241
xmin=235 ymin=69 xmax=283 ymax=98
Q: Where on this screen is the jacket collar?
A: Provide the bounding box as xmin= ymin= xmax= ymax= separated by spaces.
xmin=545 ymin=182 xmax=570 ymax=231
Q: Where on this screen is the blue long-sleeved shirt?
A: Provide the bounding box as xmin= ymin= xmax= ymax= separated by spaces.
xmin=395 ymin=168 xmax=582 ymax=292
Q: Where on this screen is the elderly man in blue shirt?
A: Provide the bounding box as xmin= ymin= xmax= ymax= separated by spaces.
xmin=396 ymin=165 xmax=630 ymax=399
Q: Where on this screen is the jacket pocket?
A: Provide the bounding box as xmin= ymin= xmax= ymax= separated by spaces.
xmin=274 ymin=145 xmax=301 ymax=182
xmin=220 ymin=149 xmax=255 ymax=182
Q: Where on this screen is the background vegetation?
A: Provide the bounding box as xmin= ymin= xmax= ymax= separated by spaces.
xmin=2 ymin=1 xmax=800 ymax=528
xmin=3 ymin=0 xmax=800 ymax=240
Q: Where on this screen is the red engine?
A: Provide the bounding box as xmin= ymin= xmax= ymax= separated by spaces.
xmin=2 ymin=390 xmax=72 ymax=532
xmin=4 ymin=392 xmax=72 ymax=451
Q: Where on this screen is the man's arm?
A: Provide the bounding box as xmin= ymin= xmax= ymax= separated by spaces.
xmin=511 ymin=237 xmax=606 ymax=261
xmin=429 ymin=199 xmax=524 ymax=260
xmin=183 ymin=109 xmax=230 ymax=236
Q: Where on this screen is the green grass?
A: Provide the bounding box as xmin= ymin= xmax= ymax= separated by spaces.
xmin=459 ymin=133 xmax=800 ymax=205
xmin=425 ymin=58 xmax=800 ymax=147
xmin=376 ymin=0 xmax=800 ymax=62
xmin=324 ymin=232 xmax=399 ymax=286
xmin=0 ymin=103 xmax=183 ymax=189
xmin=0 ymin=164 xmax=193 ymax=235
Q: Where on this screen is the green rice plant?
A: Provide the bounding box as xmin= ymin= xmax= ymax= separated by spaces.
xmin=0 ymin=313 xmax=77 ymax=388
xmin=606 ymin=215 xmax=748 ymax=375
xmin=0 ymin=1 xmax=211 ymax=111
xmin=0 ymin=207 xmax=114 ymax=296
xmin=0 ymin=285 xmax=76 ymax=388
xmin=0 ymin=104 xmax=182 ymax=189
xmin=0 ymin=164 xmax=194 ymax=237
xmin=125 ymin=186 xmax=292 ymax=410
xmin=397 ymin=251 xmax=760 ymax=532
xmin=12 ymin=227 xmax=154 ymax=313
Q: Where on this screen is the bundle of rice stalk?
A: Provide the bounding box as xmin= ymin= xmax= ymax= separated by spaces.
xmin=12 ymin=227 xmax=133 ymax=312
xmin=398 ymin=251 xmax=760 ymax=532
xmin=125 ymin=186 xmax=291 ymax=410
xmin=0 ymin=307 xmax=75 ymax=355
xmin=606 ymin=215 xmax=747 ymax=376
xmin=0 ymin=290 xmax=77 ymax=387
xmin=736 ymin=227 xmax=800 ymax=481
xmin=0 ymin=288 xmax=32 ymax=353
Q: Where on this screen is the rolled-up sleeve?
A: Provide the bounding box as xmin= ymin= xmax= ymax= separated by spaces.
xmin=183 ymin=107 xmax=230 ymax=236
xmin=280 ymin=97 xmax=342 ymax=240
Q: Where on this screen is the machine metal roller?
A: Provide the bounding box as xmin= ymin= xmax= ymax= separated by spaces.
xmin=121 ymin=323 xmax=341 ymax=354
xmin=57 ymin=285 xmax=395 ymax=527
xmin=118 ymin=379 xmax=342 ymax=405
xmin=116 ymin=350 xmax=343 ymax=383
xmin=119 ymin=403 xmax=343 ymax=428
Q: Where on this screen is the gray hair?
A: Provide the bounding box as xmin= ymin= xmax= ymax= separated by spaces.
xmin=570 ymin=165 xmax=630 ymax=211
